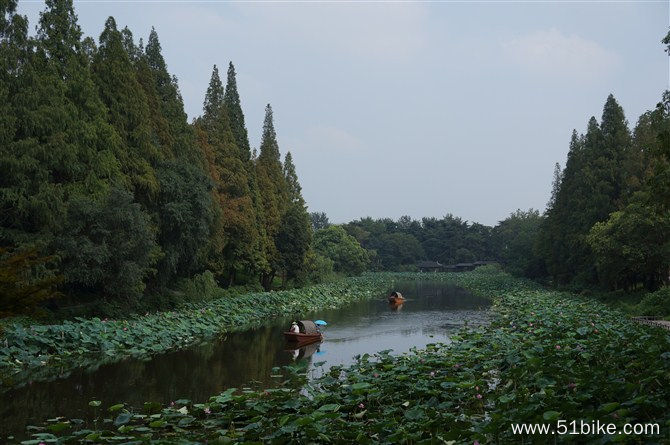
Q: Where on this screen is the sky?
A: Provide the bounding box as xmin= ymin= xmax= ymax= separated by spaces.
xmin=18 ymin=0 xmax=670 ymax=226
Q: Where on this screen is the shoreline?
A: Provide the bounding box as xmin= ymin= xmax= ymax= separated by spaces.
xmin=16 ymin=267 xmax=670 ymax=443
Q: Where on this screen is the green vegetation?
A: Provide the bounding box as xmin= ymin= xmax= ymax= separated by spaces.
xmin=343 ymin=215 xmax=493 ymax=271
xmin=0 ymin=274 xmax=392 ymax=388
xmin=0 ymin=0 xmax=343 ymax=319
xmin=19 ymin=268 xmax=670 ymax=444
xmin=332 ymin=32 xmax=670 ymax=317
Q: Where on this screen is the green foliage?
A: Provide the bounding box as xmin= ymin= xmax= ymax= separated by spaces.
xmin=196 ymin=65 xmax=262 ymax=285
xmin=54 ymin=187 xmax=160 ymax=302
xmin=588 ymin=195 xmax=670 ymax=291
xmin=0 ymin=274 xmax=394 ymax=385
xmin=2 ymin=0 xmax=314 ymax=315
xmin=345 ymin=215 xmax=493 ymax=270
xmin=0 ymin=248 xmax=61 ymax=317
xmin=314 ymin=226 xmax=369 ymax=275
xmin=540 ymin=96 xmax=635 ymax=287
xmin=23 ymin=268 xmax=670 ymax=443
xmin=635 ymin=287 xmax=670 ymax=316
xmin=493 ymin=209 xmax=545 ymax=278
xmin=177 ymin=270 xmax=222 ymax=303
xmin=277 ymin=203 xmax=312 ymax=283
xmin=155 ymin=161 xmax=215 ymax=284
xmin=92 ymin=16 xmax=159 ymax=201
xmin=256 ymin=104 xmax=290 ymax=289
xmin=297 ymin=249 xmax=335 ymax=285
xmin=310 ymin=212 xmax=330 ymax=231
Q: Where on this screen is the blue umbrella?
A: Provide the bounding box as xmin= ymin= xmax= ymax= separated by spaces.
xmin=314 ymin=320 xmax=328 ymax=326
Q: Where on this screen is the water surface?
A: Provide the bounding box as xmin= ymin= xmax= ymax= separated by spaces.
xmin=1 ymin=280 xmax=489 ymax=439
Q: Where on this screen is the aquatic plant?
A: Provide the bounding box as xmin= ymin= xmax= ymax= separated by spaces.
xmin=18 ymin=267 xmax=670 ymax=443
xmin=0 ymin=275 xmax=397 ymax=389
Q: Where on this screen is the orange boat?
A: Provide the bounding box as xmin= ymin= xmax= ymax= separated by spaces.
xmin=388 ymin=291 xmax=405 ymax=304
xmin=284 ymin=320 xmax=323 ymax=344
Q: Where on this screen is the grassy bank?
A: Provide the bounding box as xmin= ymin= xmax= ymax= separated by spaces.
xmin=0 ymin=275 xmax=397 ymax=389
xmin=19 ymin=267 xmax=670 ymax=443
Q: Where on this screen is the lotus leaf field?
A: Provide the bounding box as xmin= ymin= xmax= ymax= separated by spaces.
xmin=0 ymin=275 xmax=393 ymax=390
xmin=11 ymin=267 xmax=670 ymax=443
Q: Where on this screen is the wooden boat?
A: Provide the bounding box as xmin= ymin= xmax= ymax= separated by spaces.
xmin=284 ymin=320 xmax=323 ymax=343
xmin=388 ymin=291 xmax=404 ymax=304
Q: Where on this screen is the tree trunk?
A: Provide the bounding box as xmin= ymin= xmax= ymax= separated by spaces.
xmin=260 ymin=270 xmax=275 ymax=291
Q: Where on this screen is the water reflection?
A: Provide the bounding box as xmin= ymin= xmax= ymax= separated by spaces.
xmin=1 ymin=280 xmax=489 ymax=440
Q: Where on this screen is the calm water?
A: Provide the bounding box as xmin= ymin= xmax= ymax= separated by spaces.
xmin=1 ymin=280 xmax=489 ymax=439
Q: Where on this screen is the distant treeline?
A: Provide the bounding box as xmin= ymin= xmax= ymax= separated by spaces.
xmin=0 ymin=0 xmax=349 ymax=317
xmin=327 ymin=32 xmax=669 ymax=304
xmin=327 ymin=85 xmax=668 ymax=295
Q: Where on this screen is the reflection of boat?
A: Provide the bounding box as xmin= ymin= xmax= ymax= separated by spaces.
xmin=285 ymin=340 xmax=321 ymax=360
xmin=389 ymin=300 xmax=403 ymax=311
xmin=284 ymin=320 xmax=323 ymax=344
xmin=388 ymin=291 xmax=405 ymax=304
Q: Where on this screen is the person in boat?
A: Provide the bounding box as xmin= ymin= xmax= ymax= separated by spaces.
xmin=290 ymin=321 xmax=300 ymax=333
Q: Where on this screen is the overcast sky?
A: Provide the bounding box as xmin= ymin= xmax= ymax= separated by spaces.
xmin=18 ymin=0 xmax=670 ymax=226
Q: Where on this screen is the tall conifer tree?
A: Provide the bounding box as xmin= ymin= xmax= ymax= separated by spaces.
xmin=277 ymin=151 xmax=311 ymax=285
xmin=92 ymin=17 xmax=159 ymax=202
xmin=256 ymin=104 xmax=289 ymax=289
xmin=197 ymin=65 xmax=260 ymax=284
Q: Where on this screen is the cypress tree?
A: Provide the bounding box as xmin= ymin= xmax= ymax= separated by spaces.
xmin=540 ymin=95 xmax=634 ymax=287
xmin=546 ymin=162 xmax=562 ymax=212
xmin=9 ymin=0 xmax=159 ymax=301
xmin=283 ymin=152 xmax=304 ymax=206
xmin=277 ymin=151 xmax=311 ymax=285
xmin=92 ymin=16 xmax=159 ymax=202
xmin=256 ymin=104 xmax=289 ymax=289
xmin=197 ymin=65 xmax=260 ymax=285
xmin=224 ymin=62 xmax=251 ymax=160
xmin=145 ymin=28 xmax=201 ymax=165
xmin=223 ymin=61 xmax=268 ymax=278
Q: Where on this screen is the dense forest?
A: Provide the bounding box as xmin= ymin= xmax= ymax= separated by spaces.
xmin=1 ymin=0 xmax=668 ymax=320
xmin=0 ymin=0 xmax=353 ymax=317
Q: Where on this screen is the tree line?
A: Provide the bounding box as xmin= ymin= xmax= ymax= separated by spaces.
xmin=493 ymin=32 xmax=669 ymax=301
xmin=311 ymin=30 xmax=669 ymax=301
xmin=0 ymin=0 xmax=338 ymax=316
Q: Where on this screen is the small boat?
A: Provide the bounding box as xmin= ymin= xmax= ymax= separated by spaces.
xmin=388 ymin=291 xmax=405 ymax=304
xmin=284 ymin=320 xmax=323 ymax=344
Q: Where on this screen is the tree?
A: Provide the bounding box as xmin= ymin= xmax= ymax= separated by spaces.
xmin=493 ymin=209 xmax=545 ymax=278
xmin=197 ymin=65 xmax=260 ymax=285
xmin=283 ymin=152 xmax=304 ymax=205
xmin=539 ymin=95 xmax=635 ymax=287
xmin=92 ymin=16 xmax=159 ymax=203
xmin=375 ymin=232 xmax=424 ymax=270
xmin=155 ymin=162 xmax=214 ymax=283
xmin=314 ymin=226 xmax=369 ymax=275
xmin=588 ymin=195 xmax=669 ymax=291
xmin=223 ymin=62 xmax=251 ymax=160
xmin=546 ymin=162 xmax=562 ymax=212
xmin=310 ymin=212 xmax=330 ymax=231
xmin=276 ymin=204 xmax=312 ymax=286
xmin=255 ymin=104 xmax=289 ymax=289
xmin=55 ymin=187 xmax=160 ymax=302
xmin=276 ymin=152 xmax=311 ymax=284
xmin=1 ymin=0 xmax=135 ymax=305
xmin=145 ymin=27 xmax=201 ymax=164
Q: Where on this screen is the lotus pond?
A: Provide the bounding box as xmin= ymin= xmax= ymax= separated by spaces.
xmin=6 ymin=268 xmax=670 ymax=443
xmin=1 ymin=277 xmax=490 ymax=441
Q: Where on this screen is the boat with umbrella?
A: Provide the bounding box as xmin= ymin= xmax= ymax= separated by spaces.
xmin=283 ymin=320 xmax=325 ymax=345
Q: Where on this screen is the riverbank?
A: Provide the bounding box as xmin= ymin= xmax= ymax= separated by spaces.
xmin=1 ymin=275 xmax=403 ymax=389
xmin=19 ymin=266 xmax=670 ymax=443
